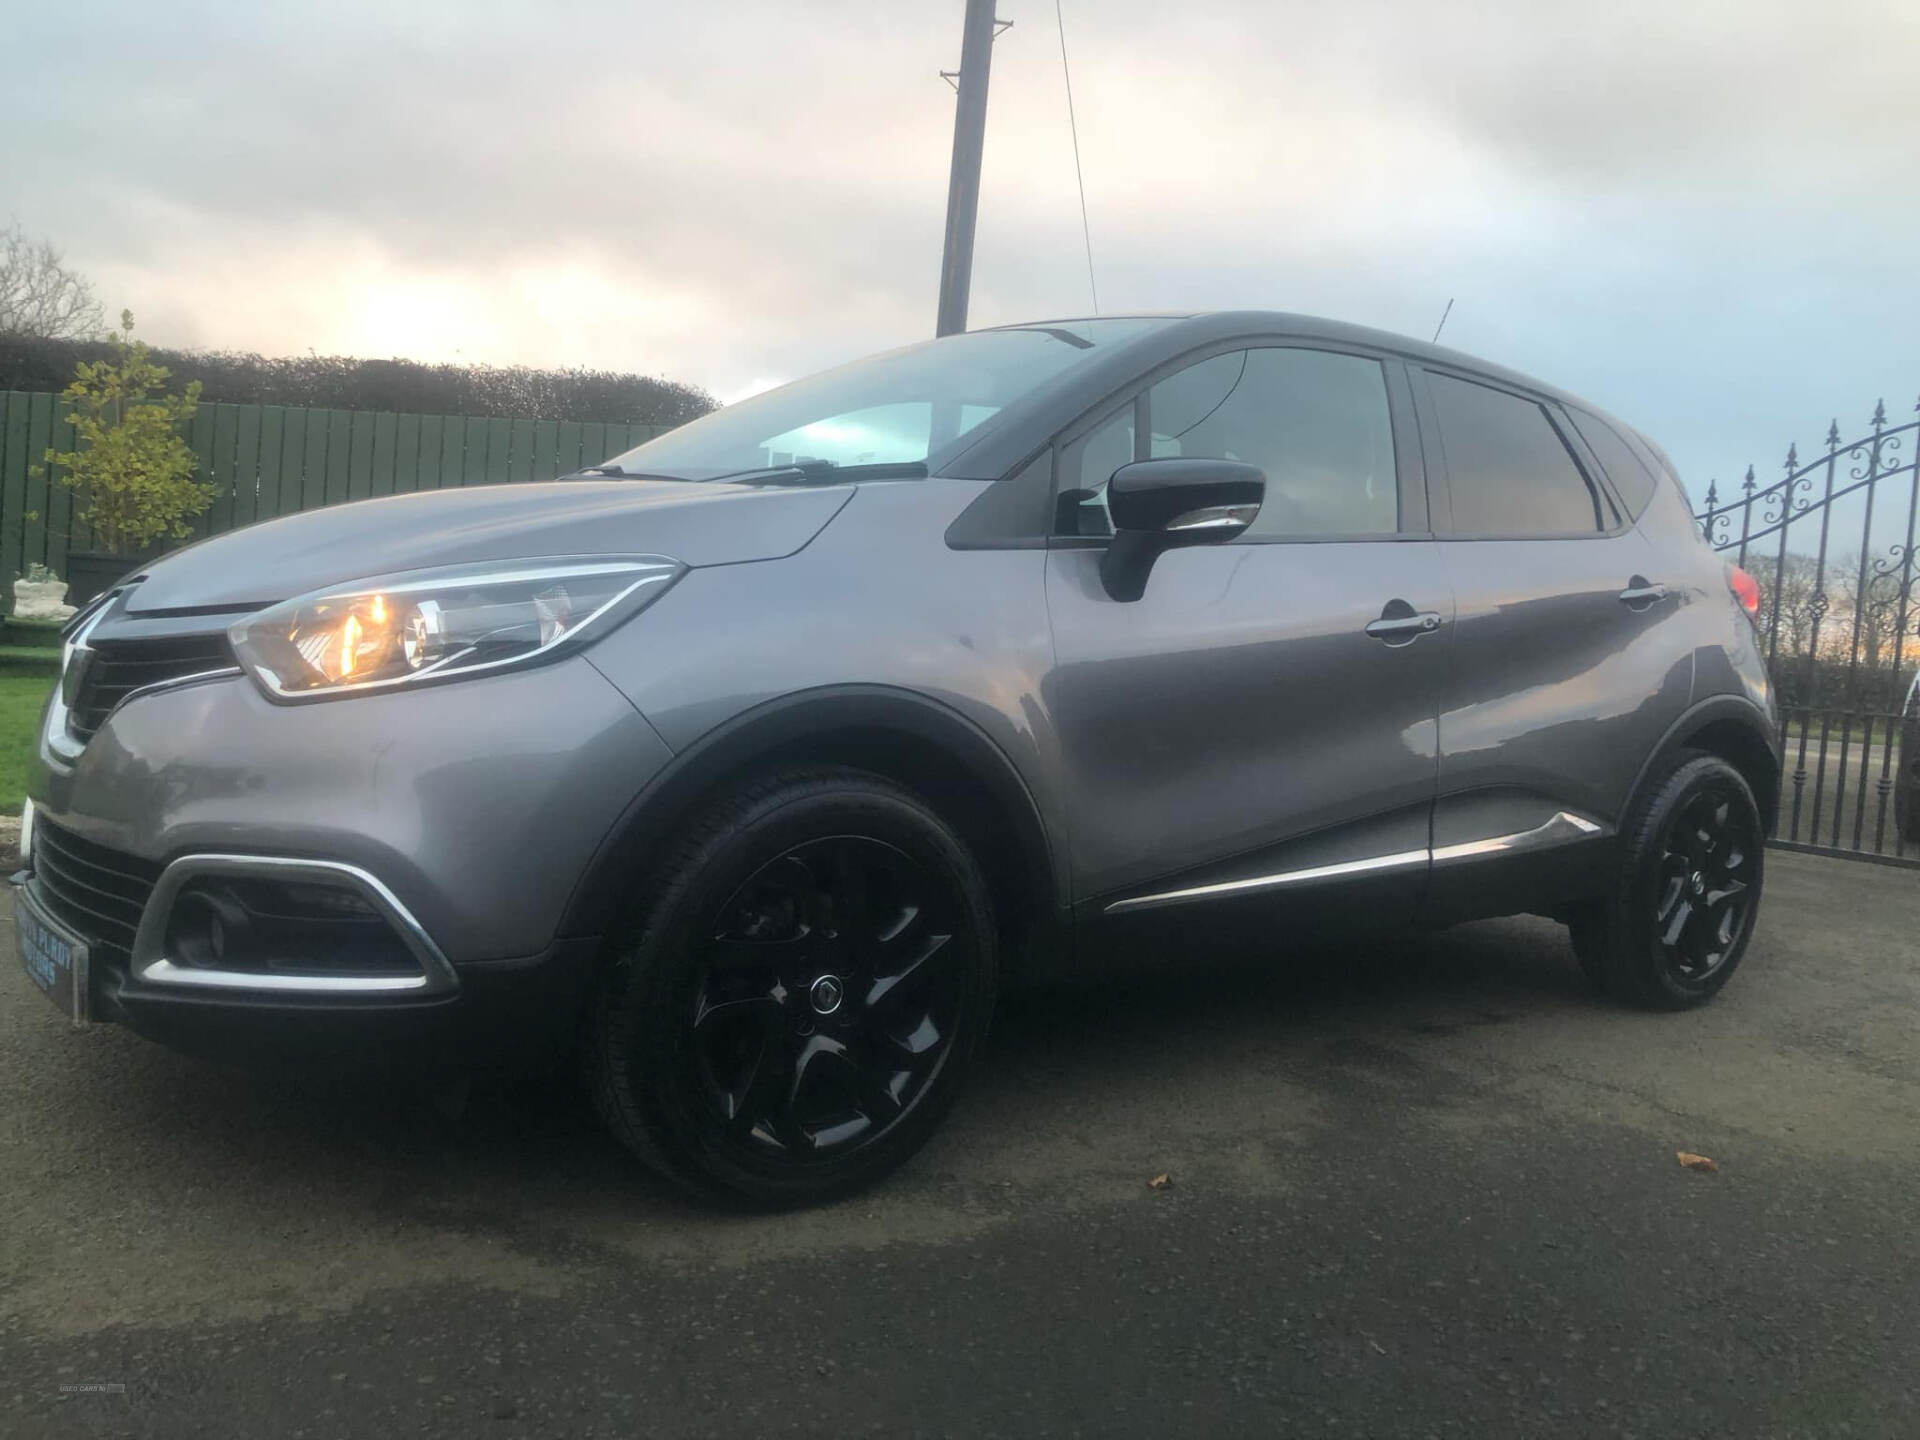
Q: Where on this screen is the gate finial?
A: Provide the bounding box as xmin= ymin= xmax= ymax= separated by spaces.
xmin=1871 ymin=399 xmax=1887 ymax=430
xmin=1826 ymin=419 xmax=1842 ymax=449
xmin=1742 ymin=464 xmax=1756 ymax=494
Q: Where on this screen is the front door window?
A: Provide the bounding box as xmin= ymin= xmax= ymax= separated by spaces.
xmin=1064 ymin=347 xmax=1400 ymax=539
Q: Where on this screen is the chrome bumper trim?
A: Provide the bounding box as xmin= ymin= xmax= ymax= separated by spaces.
xmin=42 ymin=605 xmax=109 ymax=765
xmin=43 ymin=590 xmax=243 ymax=766
xmin=128 ymin=853 xmax=459 ymax=996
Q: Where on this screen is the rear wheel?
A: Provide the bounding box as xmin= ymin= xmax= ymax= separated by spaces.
xmin=1571 ymin=751 xmax=1764 ymax=1009
xmin=587 ymin=766 xmax=997 ymax=1206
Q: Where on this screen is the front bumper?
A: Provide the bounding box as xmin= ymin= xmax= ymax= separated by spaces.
xmin=26 ymin=652 xmax=675 ymax=1070
xmin=16 ymin=834 xmax=603 ymax=1074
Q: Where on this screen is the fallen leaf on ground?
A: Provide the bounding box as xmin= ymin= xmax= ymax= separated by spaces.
xmin=1148 ymin=1173 xmax=1173 ymax=1190
xmin=1676 ymin=1151 xmax=1718 ymax=1172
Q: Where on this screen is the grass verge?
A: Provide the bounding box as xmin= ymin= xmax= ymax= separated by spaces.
xmin=0 ymin=674 xmax=51 ymax=814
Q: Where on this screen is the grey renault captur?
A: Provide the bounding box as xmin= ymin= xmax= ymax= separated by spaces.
xmin=19 ymin=311 xmax=1781 ymax=1204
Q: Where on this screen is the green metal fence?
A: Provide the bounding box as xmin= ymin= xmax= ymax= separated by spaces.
xmin=0 ymin=390 xmax=673 ymax=594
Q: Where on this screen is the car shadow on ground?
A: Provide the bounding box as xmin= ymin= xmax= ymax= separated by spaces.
xmin=51 ymin=915 xmax=1602 ymax=1221
xmin=993 ymin=915 xmax=1598 ymax=1051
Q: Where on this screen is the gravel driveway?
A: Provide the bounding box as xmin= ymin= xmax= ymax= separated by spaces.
xmin=3 ymin=849 xmax=1918 ymax=1438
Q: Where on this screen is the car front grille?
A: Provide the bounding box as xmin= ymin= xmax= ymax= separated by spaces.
xmin=27 ymin=818 xmax=163 ymax=967
xmin=68 ymin=633 xmax=235 ymax=743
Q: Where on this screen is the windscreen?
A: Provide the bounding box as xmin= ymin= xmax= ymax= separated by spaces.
xmin=601 ymin=318 xmax=1169 ymax=479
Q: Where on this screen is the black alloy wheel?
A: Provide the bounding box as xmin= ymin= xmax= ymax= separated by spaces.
xmin=694 ymin=835 xmax=964 ymax=1160
xmin=1572 ymin=751 xmax=1764 ymax=1009
xmin=1647 ymin=782 xmax=1758 ymax=983
xmin=587 ymin=767 xmax=996 ymax=1206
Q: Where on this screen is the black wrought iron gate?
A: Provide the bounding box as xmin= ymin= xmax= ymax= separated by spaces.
xmin=1695 ymin=399 xmax=1920 ymax=865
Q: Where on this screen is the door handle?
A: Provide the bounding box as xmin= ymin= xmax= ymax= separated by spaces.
xmin=1364 ymin=610 xmax=1443 ymax=643
xmin=1618 ymin=578 xmax=1670 ymax=609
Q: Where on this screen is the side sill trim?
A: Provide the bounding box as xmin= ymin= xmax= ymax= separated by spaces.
xmin=1103 ymin=810 xmax=1604 ymax=917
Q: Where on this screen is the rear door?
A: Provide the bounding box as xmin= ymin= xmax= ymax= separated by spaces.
xmin=1044 ymin=342 xmax=1453 ymax=934
xmin=1412 ymin=367 xmax=1693 ymax=921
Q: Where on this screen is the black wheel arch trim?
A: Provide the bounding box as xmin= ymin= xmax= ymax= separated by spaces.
xmin=1626 ymin=694 xmax=1782 ymax=833
xmin=558 ymin=684 xmax=1064 ymax=947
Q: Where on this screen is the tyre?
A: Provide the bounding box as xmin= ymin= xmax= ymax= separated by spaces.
xmin=1570 ymin=751 xmax=1764 ymax=1010
xmin=586 ymin=766 xmax=997 ymax=1206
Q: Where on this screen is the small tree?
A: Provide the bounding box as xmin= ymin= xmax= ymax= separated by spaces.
xmin=41 ymin=311 xmax=211 ymax=555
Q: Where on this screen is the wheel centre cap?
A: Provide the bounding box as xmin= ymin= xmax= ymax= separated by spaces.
xmin=1690 ymin=871 xmax=1705 ymax=894
xmin=809 ymin=975 xmax=844 ymax=1015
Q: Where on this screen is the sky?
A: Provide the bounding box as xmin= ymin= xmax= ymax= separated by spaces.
xmin=4 ymin=0 xmax=1917 ymax=491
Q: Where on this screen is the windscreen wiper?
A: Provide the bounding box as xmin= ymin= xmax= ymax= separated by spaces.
xmin=551 ymin=463 xmax=690 ymax=482
xmin=713 ymin=460 xmax=931 ymax=486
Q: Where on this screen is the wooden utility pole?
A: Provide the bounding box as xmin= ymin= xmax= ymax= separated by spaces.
xmin=934 ymin=0 xmax=1000 ymax=337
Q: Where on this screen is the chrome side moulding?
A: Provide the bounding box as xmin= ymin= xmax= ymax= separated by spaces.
xmin=1104 ymin=849 xmax=1429 ymax=916
xmin=129 ymin=853 xmax=460 ymax=996
xmin=1104 ymin=811 xmax=1606 ymax=916
xmin=1430 ymin=810 xmax=1603 ymax=864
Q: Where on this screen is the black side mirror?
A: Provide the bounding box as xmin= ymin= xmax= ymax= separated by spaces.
xmin=1098 ymin=458 xmax=1265 ymax=601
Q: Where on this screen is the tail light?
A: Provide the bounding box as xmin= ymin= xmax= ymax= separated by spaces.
xmin=1727 ymin=564 xmax=1761 ymax=617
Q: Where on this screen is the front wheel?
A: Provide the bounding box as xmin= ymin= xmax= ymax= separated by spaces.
xmin=1570 ymin=751 xmax=1764 ymax=1009
xmin=586 ymin=766 xmax=997 ymax=1206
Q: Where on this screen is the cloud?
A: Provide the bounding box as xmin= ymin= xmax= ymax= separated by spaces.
xmin=6 ymin=0 xmax=1916 ymax=481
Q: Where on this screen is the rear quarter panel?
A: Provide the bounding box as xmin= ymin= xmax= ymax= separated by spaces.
xmin=1641 ymin=475 xmax=1776 ymax=724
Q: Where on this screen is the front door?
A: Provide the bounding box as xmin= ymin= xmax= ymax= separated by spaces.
xmin=1042 ymin=343 xmax=1452 ymax=935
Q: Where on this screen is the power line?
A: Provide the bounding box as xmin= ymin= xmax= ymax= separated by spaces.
xmin=1054 ymin=0 xmax=1098 ymax=314
xmin=1431 ymin=297 xmax=1454 ymax=344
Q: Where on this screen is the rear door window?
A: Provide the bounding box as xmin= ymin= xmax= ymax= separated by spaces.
xmin=1425 ymin=372 xmax=1606 ymax=537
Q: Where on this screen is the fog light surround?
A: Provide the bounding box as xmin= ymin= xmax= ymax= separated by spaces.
xmin=132 ymin=854 xmax=457 ymax=995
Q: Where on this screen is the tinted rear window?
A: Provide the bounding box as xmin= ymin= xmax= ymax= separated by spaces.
xmin=1568 ymin=408 xmax=1659 ymax=518
xmin=1427 ymin=373 xmax=1603 ymax=536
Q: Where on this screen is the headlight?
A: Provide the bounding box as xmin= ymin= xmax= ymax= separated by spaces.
xmin=229 ymin=555 xmax=683 ymax=700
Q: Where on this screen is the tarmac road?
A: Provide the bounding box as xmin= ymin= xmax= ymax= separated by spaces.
xmin=3 ymin=849 xmax=1919 ymax=1439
